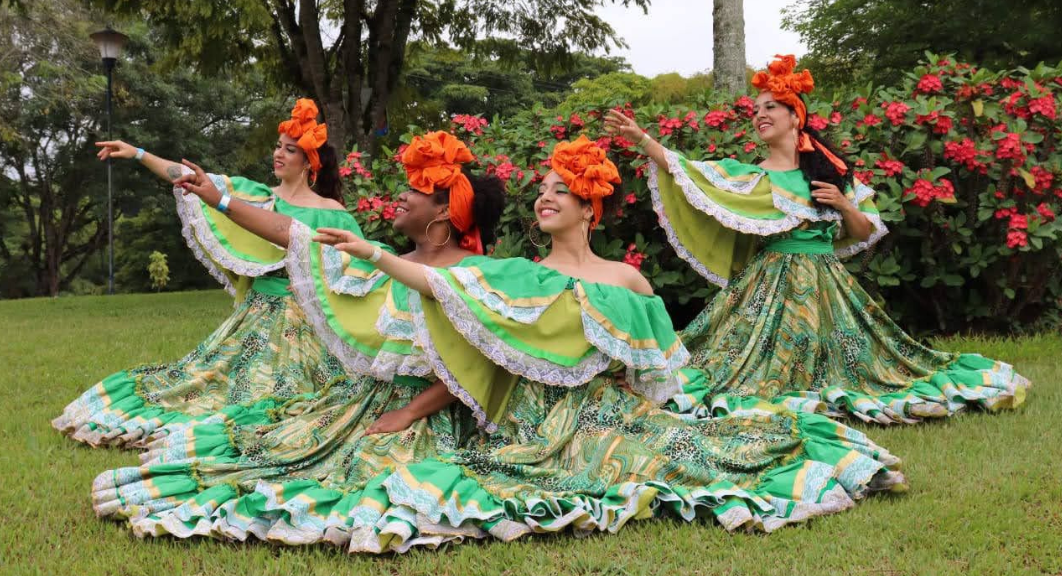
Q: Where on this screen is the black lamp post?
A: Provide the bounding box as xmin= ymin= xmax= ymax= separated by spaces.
xmin=90 ymin=26 xmax=128 ymax=296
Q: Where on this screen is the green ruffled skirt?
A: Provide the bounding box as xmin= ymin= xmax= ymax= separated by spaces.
xmin=669 ymin=249 xmax=1030 ymax=424
xmin=92 ymin=375 xmax=905 ymax=552
xmin=53 ymin=289 xmax=350 ymax=448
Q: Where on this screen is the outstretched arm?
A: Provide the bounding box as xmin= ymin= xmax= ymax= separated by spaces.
xmin=96 ymin=140 xmax=187 ymax=183
xmin=604 ymin=110 xmax=668 ymax=172
xmin=175 ymin=159 xmax=294 ymax=247
xmin=314 ymin=227 xmax=434 ymax=296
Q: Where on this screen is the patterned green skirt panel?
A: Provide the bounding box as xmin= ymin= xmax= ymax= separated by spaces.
xmin=668 ymin=251 xmax=1029 ymax=423
xmin=53 ymin=290 xmax=351 ymax=448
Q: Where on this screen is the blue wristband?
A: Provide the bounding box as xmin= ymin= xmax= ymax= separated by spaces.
xmin=216 ymin=191 xmax=232 ymax=214
xmin=135 ymin=147 xmax=145 ymax=161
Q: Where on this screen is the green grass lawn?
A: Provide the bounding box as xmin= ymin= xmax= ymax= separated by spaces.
xmin=1 ymin=290 xmax=1059 ymax=576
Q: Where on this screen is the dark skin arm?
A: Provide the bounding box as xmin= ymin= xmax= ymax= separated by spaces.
xmin=181 ymin=159 xmax=459 ymax=435
xmin=366 ymin=381 xmax=457 ymax=435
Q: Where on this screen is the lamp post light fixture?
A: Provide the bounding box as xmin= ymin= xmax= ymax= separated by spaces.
xmin=89 ymin=25 xmax=128 ymax=296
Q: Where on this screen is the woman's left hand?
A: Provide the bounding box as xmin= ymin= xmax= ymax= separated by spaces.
xmin=810 ymin=180 xmax=850 ymax=210
xmin=314 ymin=227 xmax=374 ymax=260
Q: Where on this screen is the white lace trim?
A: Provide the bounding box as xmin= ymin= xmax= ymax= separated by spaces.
xmin=172 ymin=174 xmax=284 ymax=292
xmin=286 ymin=221 xmax=428 ymax=380
xmin=576 ymin=304 xmax=687 ymax=403
xmin=407 ymin=291 xmax=498 ymax=432
xmin=448 ymin=266 xmax=552 ymax=323
xmin=686 ymin=159 xmax=765 ymax=194
xmin=648 ymin=161 xmax=730 ymax=287
xmin=834 ymin=212 xmax=889 ymax=258
xmin=321 ymin=243 xmax=388 ymax=296
xmin=423 ymin=268 xmax=613 ymax=388
xmin=662 ymin=148 xmax=804 ymax=236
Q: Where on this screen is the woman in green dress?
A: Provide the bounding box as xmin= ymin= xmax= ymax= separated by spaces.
xmin=53 ymin=99 xmax=368 ymax=448
xmin=91 ymin=135 xmax=904 ymax=553
xmin=604 ymin=55 xmax=1030 ymax=424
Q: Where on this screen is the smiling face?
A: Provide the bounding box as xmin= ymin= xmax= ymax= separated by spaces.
xmin=273 ymin=133 xmax=310 ymax=180
xmin=392 ymin=188 xmax=449 ymax=238
xmin=753 ymin=92 xmax=800 ymax=146
xmin=534 ymin=171 xmax=593 ymax=235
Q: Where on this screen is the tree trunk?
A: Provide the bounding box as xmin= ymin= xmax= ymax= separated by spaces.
xmin=713 ymin=0 xmax=746 ymax=94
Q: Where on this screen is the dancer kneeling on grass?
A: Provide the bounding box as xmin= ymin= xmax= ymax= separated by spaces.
xmin=91 ymin=135 xmax=905 ymax=553
xmin=53 ymin=99 xmax=365 ymax=448
xmin=605 ymin=55 xmax=1030 ymax=424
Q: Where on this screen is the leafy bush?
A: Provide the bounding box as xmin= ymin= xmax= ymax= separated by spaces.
xmin=342 ymin=55 xmax=1062 ymax=334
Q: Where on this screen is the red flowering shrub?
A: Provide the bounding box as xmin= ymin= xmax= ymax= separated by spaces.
xmin=340 ymin=56 xmax=1062 ymax=333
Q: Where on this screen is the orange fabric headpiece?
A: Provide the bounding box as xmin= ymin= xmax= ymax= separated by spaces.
xmin=278 ymin=99 xmax=329 ymax=178
xmin=751 ymin=55 xmax=847 ymax=175
xmin=401 ymin=131 xmax=483 ymax=254
xmin=550 ymin=135 xmax=621 ymax=229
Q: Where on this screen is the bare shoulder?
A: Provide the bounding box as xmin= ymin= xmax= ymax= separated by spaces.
xmin=318 ymin=198 xmax=347 ymax=211
xmin=602 ymin=260 xmax=654 ymax=296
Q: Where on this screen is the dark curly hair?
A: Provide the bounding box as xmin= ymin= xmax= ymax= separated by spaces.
xmin=783 ymin=97 xmax=854 ymax=195
xmin=430 ymin=167 xmax=506 ymax=246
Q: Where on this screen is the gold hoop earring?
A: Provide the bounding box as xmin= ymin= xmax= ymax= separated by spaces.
xmin=426 ymin=218 xmax=452 ymax=247
xmin=528 ymin=221 xmax=551 ymax=248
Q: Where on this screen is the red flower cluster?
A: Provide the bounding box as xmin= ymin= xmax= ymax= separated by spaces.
xmin=623 ymin=243 xmax=645 ymax=270
xmin=452 ymin=114 xmax=488 ymax=135
xmin=881 ymin=101 xmax=910 ymax=126
xmin=342 ymin=151 xmax=372 ymax=179
xmin=904 ymin=175 xmax=955 ymax=207
xmin=703 ymin=110 xmax=730 ymax=129
xmin=875 ymin=156 xmax=905 ymax=177
xmin=830 ymin=111 xmax=843 ymax=124
xmin=915 ymin=74 xmax=944 ymax=95
xmin=1030 ymin=166 xmax=1055 ymax=193
xmin=1037 ymin=202 xmax=1056 ymax=221
xmin=857 ymin=113 xmax=883 ymax=128
xmin=943 ymin=138 xmax=987 ymax=173
xmin=1028 ymin=95 xmax=1058 ymax=120
xmin=657 ymin=115 xmax=686 ymax=136
xmin=356 ymin=195 xmax=400 ymax=221
xmin=850 ymin=97 xmax=867 ymax=111
xmin=914 ymin=110 xmax=953 ymax=134
xmin=549 ymin=124 xmax=567 ymax=139
xmin=994 ymin=132 xmax=1026 ymax=161
xmin=807 ymin=113 xmax=829 ymax=130
xmin=734 ymin=95 xmax=755 ymax=118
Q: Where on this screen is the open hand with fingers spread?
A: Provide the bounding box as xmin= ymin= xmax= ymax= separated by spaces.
xmin=604 ymin=109 xmax=646 ymax=143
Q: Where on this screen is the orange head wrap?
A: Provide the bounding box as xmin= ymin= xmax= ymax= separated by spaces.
xmin=278 ymin=99 xmax=329 ymax=180
xmin=751 ymin=55 xmax=847 ymax=175
xmin=401 ymin=131 xmax=484 ymax=254
xmin=549 ymin=135 xmax=621 ymax=229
